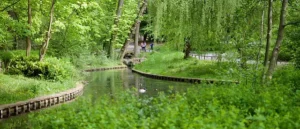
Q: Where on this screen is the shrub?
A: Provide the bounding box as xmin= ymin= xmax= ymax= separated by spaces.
xmin=7 ymin=56 xmax=76 ymax=81
xmin=272 ymin=65 xmax=300 ymax=92
xmin=278 ymin=49 xmax=293 ymax=61
xmin=0 ymin=51 xmax=14 ymax=71
xmin=295 ymin=48 xmax=300 ymax=69
xmin=44 ymin=57 xmax=77 ymax=80
xmin=69 ymin=52 xmax=120 ymax=69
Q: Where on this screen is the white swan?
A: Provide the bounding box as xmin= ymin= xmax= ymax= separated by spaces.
xmin=139 ymin=88 xmax=146 ymax=93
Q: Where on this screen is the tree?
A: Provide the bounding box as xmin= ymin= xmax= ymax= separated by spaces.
xmin=26 ymin=0 xmax=32 ymax=56
xmin=263 ymin=0 xmax=272 ymax=68
xmin=108 ymin=0 xmax=124 ymax=59
xmin=266 ymin=0 xmax=288 ymax=80
xmin=39 ymin=0 xmax=56 ymax=61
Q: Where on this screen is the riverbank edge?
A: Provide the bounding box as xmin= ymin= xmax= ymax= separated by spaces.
xmin=131 ymin=68 xmax=239 ymax=84
xmin=0 ymin=65 xmax=128 ymax=120
xmin=84 ymin=65 xmax=128 ymax=72
xmin=0 ymin=82 xmax=84 ymax=120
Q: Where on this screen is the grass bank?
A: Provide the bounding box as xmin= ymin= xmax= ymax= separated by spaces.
xmin=0 ymin=50 xmax=123 ymax=105
xmin=0 ymin=73 xmax=76 ymax=105
xmin=134 ymin=51 xmax=239 ymax=81
xmin=70 ymin=54 xmax=124 ymax=70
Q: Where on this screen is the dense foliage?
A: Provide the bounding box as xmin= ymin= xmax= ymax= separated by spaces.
xmin=8 ymin=56 xmax=76 ymax=81
xmin=0 ymin=0 xmax=139 ymax=58
xmin=0 ymin=51 xmax=76 ymax=81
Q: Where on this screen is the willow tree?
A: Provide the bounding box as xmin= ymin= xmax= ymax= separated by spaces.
xmin=148 ymin=0 xmax=240 ymax=58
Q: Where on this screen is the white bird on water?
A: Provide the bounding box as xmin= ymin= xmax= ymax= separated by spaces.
xmin=139 ymin=88 xmax=146 ymax=93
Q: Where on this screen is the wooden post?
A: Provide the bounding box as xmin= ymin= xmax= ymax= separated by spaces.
xmin=39 ymin=101 xmax=42 ymax=108
xmin=7 ymin=108 xmax=10 ymax=117
xmin=56 ymin=97 xmax=59 ymax=104
xmin=0 ymin=109 xmax=3 ymax=119
xmin=27 ymin=103 xmax=31 ymax=112
xmin=15 ymin=106 xmax=18 ymax=115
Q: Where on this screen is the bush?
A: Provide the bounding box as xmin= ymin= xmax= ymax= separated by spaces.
xmin=7 ymin=56 xmax=76 ymax=81
xmin=278 ymin=49 xmax=293 ymax=61
xmin=69 ymin=52 xmax=120 ymax=69
xmin=273 ymin=65 xmax=300 ymax=91
xmin=295 ymin=48 xmax=300 ymax=69
xmin=0 ymin=51 xmax=14 ymax=70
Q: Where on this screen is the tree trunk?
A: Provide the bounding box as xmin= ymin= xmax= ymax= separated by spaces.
xmin=254 ymin=2 xmax=265 ymax=86
xmin=184 ymin=38 xmax=191 ymax=59
xmin=134 ymin=21 xmax=140 ymax=57
xmin=39 ymin=0 xmax=56 ymax=61
xmin=26 ymin=0 xmax=32 ymax=57
xmin=263 ymin=0 xmax=272 ymax=67
xmin=266 ymin=0 xmax=288 ymax=80
xmin=108 ymin=0 xmax=124 ymax=59
xmin=118 ymin=0 xmax=148 ymax=59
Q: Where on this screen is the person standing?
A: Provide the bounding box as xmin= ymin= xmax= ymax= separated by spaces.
xmin=141 ymin=41 xmax=147 ymax=52
xmin=150 ymin=42 xmax=154 ymax=51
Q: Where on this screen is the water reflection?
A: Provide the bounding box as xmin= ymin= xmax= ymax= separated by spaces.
xmin=0 ymin=69 xmax=195 ymax=125
xmin=85 ymin=69 xmax=192 ymax=99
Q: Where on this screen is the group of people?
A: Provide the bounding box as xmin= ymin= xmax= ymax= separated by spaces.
xmin=141 ymin=41 xmax=154 ymax=52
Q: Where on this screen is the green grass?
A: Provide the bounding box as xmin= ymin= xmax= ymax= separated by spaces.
xmin=0 ymin=50 xmax=123 ymax=105
xmin=134 ymin=51 xmax=239 ymax=80
xmin=0 ymin=50 xmax=39 ymax=58
xmin=69 ymin=54 xmax=124 ymax=70
xmin=0 ymin=73 xmax=76 ymax=105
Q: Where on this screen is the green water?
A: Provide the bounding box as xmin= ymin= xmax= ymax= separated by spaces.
xmin=0 ymin=69 xmax=194 ymax=126
xmin=85 ymin=69 xmax=191 ymax=97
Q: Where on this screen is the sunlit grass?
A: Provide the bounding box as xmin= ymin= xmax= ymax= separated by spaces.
xmin=0 ymin=73 xmax=76 ymax=105
xmin=134 ymin=51 xmax=239 ymax=80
